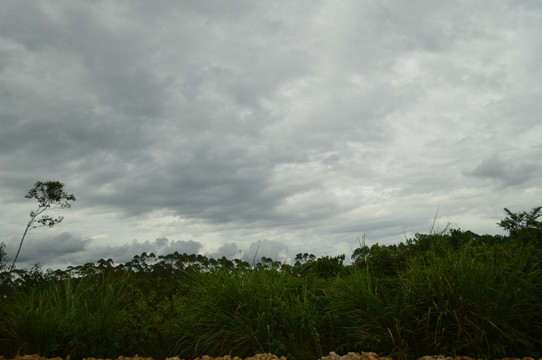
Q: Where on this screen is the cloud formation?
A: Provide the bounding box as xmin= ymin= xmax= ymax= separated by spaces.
xmin=1 ymin=1 xmax=541 ymax=269
xmin=468 ymin=154 xmax=538 ymax=186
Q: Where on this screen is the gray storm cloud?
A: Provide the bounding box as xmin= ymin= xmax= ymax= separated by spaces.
xmin=1 ymin=0 xmax=541 ymax=269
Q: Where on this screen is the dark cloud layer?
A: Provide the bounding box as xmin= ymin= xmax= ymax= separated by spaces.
xmin=1 ymin=1 xmax=541 ymax=269
xmin=469 ymin=154 xmax=538 ymax=186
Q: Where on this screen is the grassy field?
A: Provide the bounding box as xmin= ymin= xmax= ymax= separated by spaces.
xmin=1 ymin=224 xmax=541 ymax=360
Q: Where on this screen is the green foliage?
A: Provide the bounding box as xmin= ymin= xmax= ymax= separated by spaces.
xmin=68 ymin=273 xmax=132 ymax=358
xmin=498 ymin=206 xmax=542 ymax=244
xmin=498 ymin=206 xmax=542 ymax=233
xmin=0 ymin=273 xmax=132 ymax=359
xmin=25 ymin=181 xmax=76 ymax=226
xmin=290 ymin=254 xmax=345 ymax=279
xmin=404 ymin=244 xmax=542 ymax=358
xmin=312 ymin=255 xmax=346 ymax=279
xmin=0 ymin=278 xmax=80 ymax=356
xmin=1 ymin=206 xmax=541 ymax=359
xmin=328 ymin=268 xmax=411 ymax=357
xmin=331 ymin=241 xmax=542 ymax=359
xmin=122 ymin=290 xmax=186 ymax=359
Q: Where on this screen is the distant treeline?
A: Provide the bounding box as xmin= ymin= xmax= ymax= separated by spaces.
xmin=0 ymin=207 xmax=541 ymax=360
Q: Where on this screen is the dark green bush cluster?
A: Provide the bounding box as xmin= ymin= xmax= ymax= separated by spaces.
xmin=1 ymin=207 xmax=541 ymax=360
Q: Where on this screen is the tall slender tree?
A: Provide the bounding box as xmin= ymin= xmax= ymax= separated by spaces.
xmin=9 ymin=181 xmax=76 ymax=271
xmin=0 ymin=242 xmax=8 ymax=271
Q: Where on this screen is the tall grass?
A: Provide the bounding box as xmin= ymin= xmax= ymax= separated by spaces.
xmin=327 ymin=267 xmax=414 ymax=359
xmin=173 ymin=269 xmax=324 ymax=360
xmin=403 ymin=244 xmax=542 ymax=358
xmin=328 ymin=244 xmax=542 ymax=359
xmin=0 ymin=277 xmax=82 ymax=356
xmin=0 ymin=273 xmax=132 ymax=359
xmin=68 ymin=273 xmax=132 ymax=358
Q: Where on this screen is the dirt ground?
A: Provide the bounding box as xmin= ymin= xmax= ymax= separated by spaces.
xmin=1 ymin=353 xmax=540 ymax=360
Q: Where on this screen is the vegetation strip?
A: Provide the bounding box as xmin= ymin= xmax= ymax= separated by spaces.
xmin=1 ymin=207 xmax=541 ymax=360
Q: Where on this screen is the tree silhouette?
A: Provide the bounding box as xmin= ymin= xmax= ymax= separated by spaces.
xmin=9 ymin=181 xmax=76 ymax=271
xmin=498 ymin=206 xmax=542 ymax=235
xmin=0 ymin=242 xmax=8 ymax=271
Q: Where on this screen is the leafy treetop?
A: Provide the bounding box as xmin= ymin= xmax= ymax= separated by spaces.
xmin=498 ymin=206 xmax=542 ymax=232
xmin=9 ymin=181 xmax=76 ymax=271
xmin=25 ymin=180 xmax=76 ymax=228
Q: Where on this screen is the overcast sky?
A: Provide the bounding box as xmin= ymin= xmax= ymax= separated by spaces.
xmin=1 ymin=1 xmax=541 ymax=270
